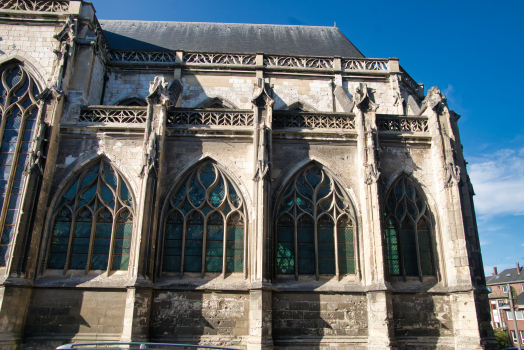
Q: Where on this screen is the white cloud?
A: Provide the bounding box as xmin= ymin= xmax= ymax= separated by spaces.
xmin=468 ymin=147 xmax=524 ymax=218
xmin=443 ymin=84 xmax=467 ymax=116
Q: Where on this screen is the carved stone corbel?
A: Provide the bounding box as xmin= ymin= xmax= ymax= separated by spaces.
xmin=445 ymin=162 xmax=461 ymax=187
xmin=146 ymin=76 xmax=170 ymax=106
xmin=24 ymin=122 xmax=47 ymax=176
xmin=418 ymin=86 xmax=443 ymax=115
xmin=253 ymin=125 xmax=270 ymax=182
xmin=54 ymin=15 xmax=77 ymax=43
xmin=364 ymin=164 xmax=380 ymax=185
xmin=140 ymin=131 xmax=158 ymax=178
xmin=354 ymin=83 xmax=379 ymax=112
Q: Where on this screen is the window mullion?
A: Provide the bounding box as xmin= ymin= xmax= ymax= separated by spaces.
xmin=221 ymin=216 xmax=227 ymax=278
xmin=201 ymin=215 xmax=207 ymax=278
xmin=180 ymin=219 xmax=187 ymax=277
xmin=413 ymin=217 xmax=423 ymax=281
xmin=107 ymin=203 xmax=119 ymax=275
xmin=243 ymin=213 xmax=247 ymax=280
xmin=85 ymin=207 xmax=97 ymax=274
xmin=63 ymin=211 xmax=76 ymax=274
xmin=396 ymin=216 xmax=407 ymax=281
xmin=333 ymin=194 xmax=339 ymax=280
xmin=293 ymin=192 xmax=298 ymax=281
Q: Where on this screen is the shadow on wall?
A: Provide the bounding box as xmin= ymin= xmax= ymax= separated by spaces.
xmin=22 ymin=288 xmax=126 ymax=349
xmin=392 ymin=293 xmax=451 ymax=350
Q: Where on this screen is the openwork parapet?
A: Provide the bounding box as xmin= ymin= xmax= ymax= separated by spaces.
xmin=0 ymin=0 xmax=69 ymax=12
xmin=79 ymin=106 xmax=147 ymax=124
xmin=184 ymin=53 xmax=256 ymax=65
xmin=167 ymin=109 xmax=254 ymax=127
xmin=264 ymin=56 xmax=333 ymax=69
xmin=377 ymin=115 xmax=428 ymax=132
xmin=108 ymin=51 xmax=177 ymax=64
xmin=400 ymin=66 xmax=421 ymax=94
xmin=273 ymin=111 xmax=355 ymax=130
xmin=342 ymin=59 xmax=388 ymax=71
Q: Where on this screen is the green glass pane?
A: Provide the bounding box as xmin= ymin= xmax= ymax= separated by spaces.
xmin=277 ymin=216 xmax=294 ymax=274
xmin=205 ymin=213 xmax=223 ymax=272
xmin=200 ymin=164 xmax=216 ymax=187
xmin=188 ymin=175 xmax=205 ymax=207
xmin=112 ymin=210 xmax=132 ymax=271
xmin=209 ymin=178 xmax=225 ymax=208
xmin=91 ymin=210 xmax=112 ymax=270
xmin=48 ymin=210 xmax=72 ymax=269
xmin=297 ymin=216 xmax=314 ymax=274
xmin=318 ymin=217 xmax=335 ymax=274
xmin=226 ymin=218 xmax=243 ymax=273
xmin=306 ymin=167 xmax=321 ymax=188
xmin=184 ymin=213 xmax=203 ymax=272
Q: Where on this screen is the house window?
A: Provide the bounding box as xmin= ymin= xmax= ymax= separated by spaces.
xmin=507 ymin=310 xmax=514 ymax=320
xmin=384 ymin=175 xmax=435 ymax=278
xmin=161 ymin=161 xmax=246 ymax=276
xmin=521 ymin=284 xmax=524 ymax=292
xmin=503 ymin=286 xmax=508 ymax=293
xmin=511 ymin=331 xmax=517 ymax=344
xmin=0 ymin=62 xmax=41 ymax=266
xmin=275 ymin=164 xmax=357 ymax=279
xmin=520 ymin=331 xmax=524 ymax=344
xmin=488 ymin=287 xmax=492 ymax=293
xmin=516 ymin=310 xmax=524 ymax=320
xmin=46 ymin=159 xmax=134 ymax=272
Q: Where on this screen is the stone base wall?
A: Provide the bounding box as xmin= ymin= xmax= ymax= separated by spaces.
xmin=150 ymin=290 xmax=249 ymax=349
xmin=272 ymin=292 xmax=368 ymax=349
xmin=24 ymin=288 xmax=126 ymax=342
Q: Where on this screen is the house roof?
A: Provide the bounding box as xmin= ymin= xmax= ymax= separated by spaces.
xmin=486 ymin=267 xmax=524 ymax=285
xmin=99 ymin=20 xmax=365 ymax=58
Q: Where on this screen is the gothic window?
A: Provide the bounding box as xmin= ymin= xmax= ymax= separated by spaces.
xmin=162 ymin=161 xmax=246 ymax=276
xmin=46 ymin=159 xmax=134 ymax=272
xmin=275 ymin=164 xmax=356 ymax=279
xmin=118 ymin=97 xmax=147 ymax=107
xmin=384 ymin=175 xmax=435 ymax=279
xmin=197 ymin=97 xmax=236 ymax=109
xmin=0 ymin=62 xmax=41 ymax=266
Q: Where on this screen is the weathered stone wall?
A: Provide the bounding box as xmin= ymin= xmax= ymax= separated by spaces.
xmin=161 ymin=138 xmax=254 ymax=203
xmin=150 ymin=290 xmax=249 ymax=348
xmin=87 ymin=54 xmax=105 ymax=105
xmin=272 ymin=292 xmax=368 ymax=342
xmin=272 ymin=76 xmax=333 ymax=111
xmin=24 ymin=288 xmax=126 ymax=340
xmin=104 ymin=71 xmax=163 ymax=105
xmin=392 ymin=293 xmax=453 ymax=338
xmin=180 ymin=74 xmax=255 ymax=109
xmin=0 ymin=23 xmax=59 ymax=84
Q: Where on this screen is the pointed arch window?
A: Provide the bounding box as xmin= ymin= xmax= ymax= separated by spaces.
xmin=161 ymin=161 xmax=247 ymax=277
xmin=0 ymin=62 xmax=41 ymax=266
xmin=275 ymin=164 xmax=357 ymax=280
xmin=46 ymin=159 xmax=134 ymax=272
xmin=384 ymin=176 xmax=435 ymax=279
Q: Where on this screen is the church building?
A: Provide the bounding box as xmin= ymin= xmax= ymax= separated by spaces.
xmin=0 ymin=1 xmax=495 ymax=349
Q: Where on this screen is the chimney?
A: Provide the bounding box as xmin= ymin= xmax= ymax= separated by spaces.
xmin=517 ymin=263 xmax=521 ymax=273
xmin=493 ymin=267 xmax=498 ymax=276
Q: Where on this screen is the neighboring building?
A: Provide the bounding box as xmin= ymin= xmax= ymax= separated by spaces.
xmin=486 ymin=264 xmax=524 ymax=347
xmin=0 ymin=1 xmax=495 ymax=349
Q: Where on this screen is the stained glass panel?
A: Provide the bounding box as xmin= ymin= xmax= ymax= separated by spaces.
xmin=385 ymin=218 xmax=400 ymax=275
xmin=0 ymin=63 xmax=40 ymax=267
xmin=70 ymin=209 xmax=92 ymax=269
xmin=276 ymin=215 xmax=294 ymax=274
xmin=318 ymin=216 xmax=335 ymax=274
xmin=184 ymin=212 xmax=203 ymax=272
xmin=205 ymin=213 xmax=223 ymax=272
xmin=227 ymin=214 xmax=244 ymax=272
xmin=418 ymin=219 xmax=433 ymax=276
xmin=337 ymin=216 xmax=355 ymax=274
xmin=112 ymin=210 xmax=132 ymax=270
xmin=297 ymin=215 xmax=315 ymax=274
xmin=165 ymin=161 xmax=245 ymax=275
xmin=91 ymin=209 xmax=112 ymax=270
xmin=48 ymin=208 xmax=72 ymax=269
xmin=163 ymin=211 xmax=183 ymax=272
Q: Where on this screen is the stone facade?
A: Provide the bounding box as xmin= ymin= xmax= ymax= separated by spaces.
xmin=0 ymin=1 xmax=495 ymax=349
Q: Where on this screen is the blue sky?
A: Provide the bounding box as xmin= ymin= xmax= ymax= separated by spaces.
xmin=91 ymin=0 xmax=524 ymax=277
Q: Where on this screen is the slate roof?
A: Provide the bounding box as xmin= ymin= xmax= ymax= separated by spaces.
xmin=486 ymin=267 xmax=524 ymax=285
xmin=99 ymin=20 xmax=365 ymax=58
